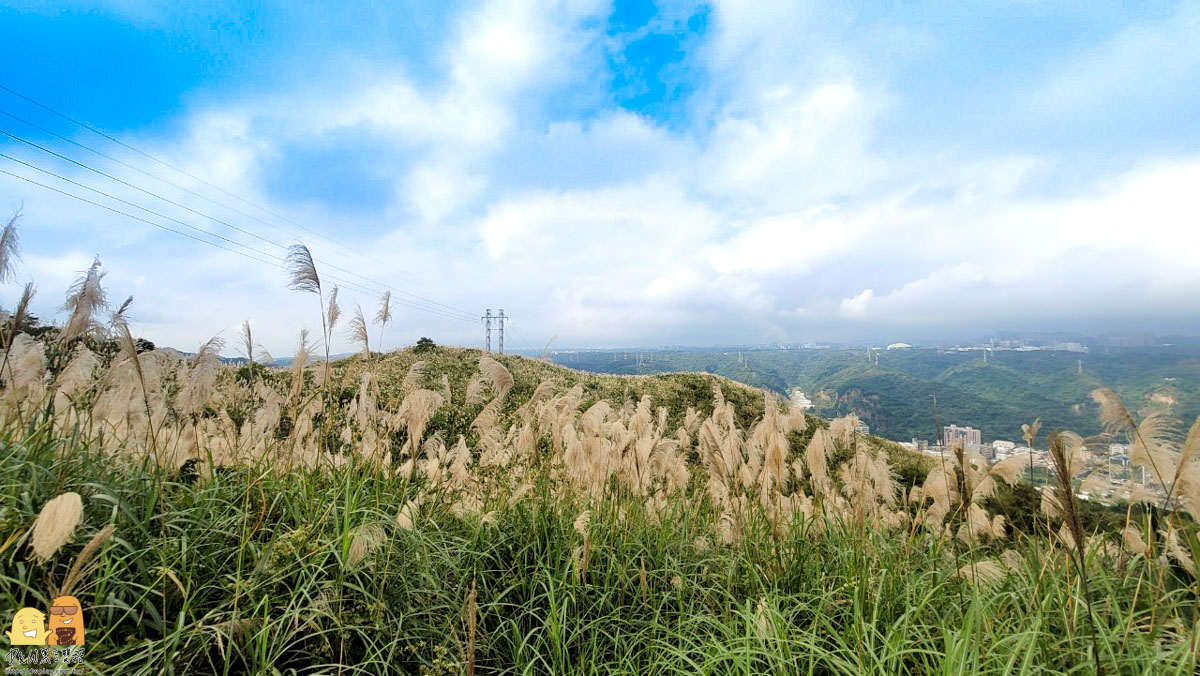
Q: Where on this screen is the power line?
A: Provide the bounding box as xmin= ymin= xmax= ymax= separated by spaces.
xmin=0 ymin=134 xmax=480 ymax=321
xmin=0 ymin=164 xmax=478 ymax=324
xmin=0 ymin=130 xmax=478 ymax=321
xmin=2 ymin=107 xmax=482 ymax=318
xmin=0 ymin=84 xmax=477 ymax=309
xmin=0 ymin=168 xmax=279 ymax=267
xmin=505 ymin=317 xmax=539 ymax=354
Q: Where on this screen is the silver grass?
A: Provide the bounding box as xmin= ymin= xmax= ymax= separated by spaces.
xmin=1092 ymin=388 xmax=1136 ymax=435
xmin=290 ymin=329 xmax=311 ymax=398
xmin=478 ymin=356 xmax=514 ymax=400
xmin=1021 ymin=418 xmax=1042 ymax=448
xmin=61 ymin=257 xmax=109 ymax=343
xmin=31 ymin=492 xmax=83 ymax=563
xmin=990 ymin=456 xmax=1027 ymax=487
xmin=573 ymin=510 xmax=591 ymax=536
xmin=402 ymin=361 xmax=426 ymax=393
xmin=346 ymin=522 xmax=387 ymax=568
xmin=374 ymin=290 xmax=392 ymax=326
xmin=1164 ymin=416 xmax=1200 ymax=509
xmin=1122 ymin=526 xmax=1149 ymax=556
xmin=326 ymin=286 xmax=340 ymax=330
xmin=1 ymin=282 xmax=35 ymax=379
xmin=284 ymin=244 xmax=321 ymax=294
xmin=999 ymin=549 xmax=1023 ymax=570
xmin=1162 ymin=528 xmax=1196 ymax=575
xmin=348 ymin=304 xmax=370 ymax=360
xmin=0 ymin=210 xmax=20 ymax=283
xmin=955 ymin=560 xmax=1007 ymax=587
xmin=1129 ymin=413 xmax=1176 ymax=490
xmin=1174 ymin=460 xmax=1200 ymax=520
xmin=397 ymin=389 xmax=444 ymax=454
xmin=396 ymin=497 xmax=421 ymax=530
xmin=10 ymin=281 xmax=35 ymax=332
xmin=239 ymin=320 xmax=255 ymax=364
xmin=373 ymin=290 xmax=392 ymax=352
xmin=465 ymin=373 xmax=487 ymax=405
xmin=177 ymin=336 xmax=224 ymax=414
xmin=52 ymin=344 xmax=99 ymax=408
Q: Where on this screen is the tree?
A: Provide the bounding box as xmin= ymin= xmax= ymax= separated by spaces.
xmin=414 ymin=337 xmax=436 ymax=354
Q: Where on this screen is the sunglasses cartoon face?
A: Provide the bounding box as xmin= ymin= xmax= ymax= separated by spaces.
xmin=45 ymin=596 xmax=84 ymax=646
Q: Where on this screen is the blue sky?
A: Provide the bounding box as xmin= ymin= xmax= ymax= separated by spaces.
xmin=2 ymin=1 xmax=1199 ymax=353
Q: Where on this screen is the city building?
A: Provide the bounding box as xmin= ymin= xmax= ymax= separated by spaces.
xmin=789 ymin=388 xmax=814 ymax=410
xmin=943 ymin=424 xmax=982 ymax=447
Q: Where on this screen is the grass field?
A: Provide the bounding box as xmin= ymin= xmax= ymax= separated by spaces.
xmin=2 ymin=343 xmax=1198 ymax=674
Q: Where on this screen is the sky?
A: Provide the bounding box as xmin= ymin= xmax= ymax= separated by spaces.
xmin=1 ymin=1 xmax=1199 ymax=355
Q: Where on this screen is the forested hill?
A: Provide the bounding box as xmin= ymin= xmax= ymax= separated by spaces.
xmin=550 ymin=346 xmax=1200 ymax=444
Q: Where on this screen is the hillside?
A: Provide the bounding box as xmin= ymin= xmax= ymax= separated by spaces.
xmin=3 ymin=338 xmax=1194 ymax=673
xmin=553 ymin=346 xmax=1200 ymax=443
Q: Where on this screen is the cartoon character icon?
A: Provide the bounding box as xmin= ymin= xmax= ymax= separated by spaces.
xmin=5 ymin=607 xmax=47 ymax=645
xmin=45 ymin=596 xmax=84 ymax=646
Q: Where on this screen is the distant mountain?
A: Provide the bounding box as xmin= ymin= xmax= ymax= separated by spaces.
xmin=551 ymin=346 xmax=1200 ymax=444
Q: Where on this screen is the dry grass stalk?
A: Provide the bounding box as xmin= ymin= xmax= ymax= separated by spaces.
xmin=58 ymin=523 xmax=116 ymax=596
xmin=639 ymin=559 xmax=649 ymax=604
xmin=1047 ymin=430 xmax=1105 ymax=676
xmin=464 ymin=580 xmax=477 ymax=676
xmin=2 ymin=282 xmax=35 ymax=360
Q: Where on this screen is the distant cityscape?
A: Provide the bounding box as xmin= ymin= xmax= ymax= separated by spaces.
xmin=547 ymin=330 xmax=1200 ymax=356
xmin=789 ymin=387 xmax=1158 ymax=508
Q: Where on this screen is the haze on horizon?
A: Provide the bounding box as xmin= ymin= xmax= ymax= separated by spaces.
xmin=2 ymin=1 xmax=1199 ymax=355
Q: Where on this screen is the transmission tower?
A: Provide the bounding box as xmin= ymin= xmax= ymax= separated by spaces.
xmin=483 ymin=309 xmax=492 ymax=352
xmin=497 ymin=309 xmax=507 ymax=354
xmin=482 ymin=308 xmax=509 ymax=354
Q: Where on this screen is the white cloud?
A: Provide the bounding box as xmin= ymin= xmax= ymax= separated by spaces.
xmin=4 ymin=1 xmax=1200 ymax=352
xmin=839 ymin=288 xmax=874 ymax=318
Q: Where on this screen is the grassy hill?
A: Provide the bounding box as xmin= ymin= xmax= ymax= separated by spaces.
xmin=2 ymin=342 xmax=1194 ymax=674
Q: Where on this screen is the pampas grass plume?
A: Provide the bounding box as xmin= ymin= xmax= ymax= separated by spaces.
xmin=573 ymin=509 xmax=591 ymax=536
xmin=31 ymin=492 xmax=84 ymax=563
xmin=347 ymin=522 xmax=386 ymax=568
